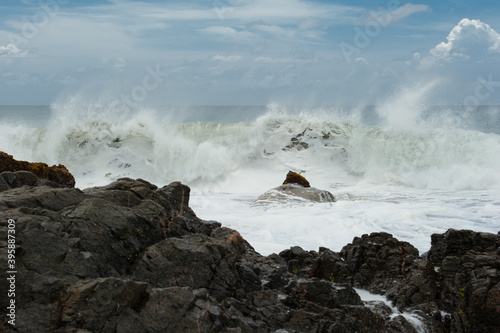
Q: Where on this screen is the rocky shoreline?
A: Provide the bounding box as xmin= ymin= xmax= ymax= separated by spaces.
xmin=0 ymin=171 xmax=499 ymax=332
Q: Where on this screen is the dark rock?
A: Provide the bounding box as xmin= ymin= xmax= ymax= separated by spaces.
xmin=284 ymin=128 xmax=313 ymax=151
xmin=0 ymin=151 xmax=75 ymax=188
xmin=426 ymin=229 xmax=500 ymax=332
xmin=339 ymin=232 xmax=420 ymax=292
xmin=283 ymin=170 xmax=311 ymax=187
xmin=254 ymin=171 xmax=336 ymax=204
xmin=1 ymin=177 xmax=499 ymax=333
xmin=54 ymin=278 xmax=148 ymax=332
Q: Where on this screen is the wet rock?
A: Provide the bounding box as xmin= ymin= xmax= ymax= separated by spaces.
xmin=254 ymin=171 xmax=336 ymax=204
xmin=339 ymin=232 xmax=420 ymax=293
xmin=254 ymin=184 xmax=336 ymax=204
xmin=55 ymin=278 xmax=148 ymax=332
xmin=0 ymin=151 xmax=75 ymax=188
xmin=0 ymin=177 xmax=498 ymax=333
xmin=283 ymin=170 xmax=311 ymax=187
xmin=284 ymin=128 xmax=312 ymax=151
xmin=426 ymin=229 xmax=500 ymax=332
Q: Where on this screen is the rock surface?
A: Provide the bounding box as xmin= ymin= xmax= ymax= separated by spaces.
xmin=255 ymin=171 xmax=336 ymax=204
xmin=0 ymin=173 xmax=499 ymax=332
xmin=254 ymin=184 xmax=336 ymax=204
xmin=0 ymin=152 xmax=75 ymax=189
xmin=283 ymin=170 xmax=311 ymax=187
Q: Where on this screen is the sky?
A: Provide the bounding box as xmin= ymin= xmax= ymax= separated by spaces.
xmin=0 ymin=0 xmax=499 ymax=106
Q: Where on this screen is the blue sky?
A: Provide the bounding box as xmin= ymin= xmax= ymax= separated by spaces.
xmin=0 ymin=0 xmax=499 ymax=106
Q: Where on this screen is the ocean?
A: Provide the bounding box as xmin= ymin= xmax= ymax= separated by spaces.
xmin=1 ymin=103 xmax=500 ymax=256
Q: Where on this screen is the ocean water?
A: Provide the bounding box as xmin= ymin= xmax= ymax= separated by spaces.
xmin=1 ymin=103 xmax=500 ymax=257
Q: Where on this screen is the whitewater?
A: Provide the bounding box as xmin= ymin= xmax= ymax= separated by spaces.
xmin=1 ymin=103 xmax=500 ymax=256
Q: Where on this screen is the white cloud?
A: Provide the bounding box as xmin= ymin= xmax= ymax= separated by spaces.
xmin=132 ymin=0 xmax=361 ymax=23
xmin=212 ymin=55 xmax=242 ymax=62
xmin=201 ymin=26 xmax=255 ymax=39
xmin=389 ymin=4 xmax=431 ymax=22
xmin=213 ymin=0 xmax=361 ymax=22
xmin=253 ymin=24 xmax=288 ymax=36
xmin=428 ymin=18 xmax=500 ymax=61
xmin=0 ymin=44 xmax=26 ymax=57
xmin=365 ymin=3 xmax=430 ymax=26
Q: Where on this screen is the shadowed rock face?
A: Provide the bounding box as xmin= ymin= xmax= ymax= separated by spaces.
xmin=0 ymin=173 xmax=498 ymax=332
xmin=0 ymin=151 xmax=75 ymax=189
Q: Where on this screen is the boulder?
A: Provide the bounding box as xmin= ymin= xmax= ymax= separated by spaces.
xmin=0 ymin=151 xmax=75 ymax=189
xmin=255 ymin=171 xmax=335 ymax=204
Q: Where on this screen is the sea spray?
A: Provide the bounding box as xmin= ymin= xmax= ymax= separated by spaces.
xmin=1 ymin=104 xmax=500 ymax=190
xmin=1 ymin=104 xmax=500 ymax=257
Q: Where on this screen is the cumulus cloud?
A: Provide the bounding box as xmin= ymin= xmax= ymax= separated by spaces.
xmin=427 ymin=18 xmax=500 ymax=61
xmin=0 ymin=44 xmax=26 ymax=57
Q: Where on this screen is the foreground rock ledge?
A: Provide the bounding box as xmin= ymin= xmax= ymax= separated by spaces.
xmin=0 ymin=174 xmax=499 ymax=333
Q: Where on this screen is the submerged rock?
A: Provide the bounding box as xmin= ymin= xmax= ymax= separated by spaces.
xmin=0 ymin=174 xmax=498 ymax=332
xmin=0 ymin=151 xmax=75 ymax=189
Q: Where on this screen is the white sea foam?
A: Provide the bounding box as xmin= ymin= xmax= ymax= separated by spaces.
xmin=354 ymin=288 xmax=427 ymax=333
xmin=1 ymin=103 xmax=499 ymax=257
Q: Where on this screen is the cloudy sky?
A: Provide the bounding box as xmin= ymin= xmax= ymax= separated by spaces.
xmin=0 ymin=0 xmax=499 ymax=106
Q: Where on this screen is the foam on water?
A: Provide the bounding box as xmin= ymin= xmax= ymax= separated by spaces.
xmin=1 ymin=103 xmax=500 ymax=257
xmin=354 ymin=288 xmax=427 ymax=333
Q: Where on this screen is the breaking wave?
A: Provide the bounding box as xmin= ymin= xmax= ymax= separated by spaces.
xmin=1 ymin=103 xmax=500 ymax=190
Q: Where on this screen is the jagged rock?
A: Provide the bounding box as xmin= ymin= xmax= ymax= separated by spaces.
xmin=0 ymin=177 xmax=498 ymax=332
xmin=284 ymin=128 xmax=313 ymax=151
xmin=339 ymin=232 xmax=420 ymax=292
xmin=0 ymin=151 xmax=75 ymax=189
xmin=426 ymin=229 xmax=500 ymax=332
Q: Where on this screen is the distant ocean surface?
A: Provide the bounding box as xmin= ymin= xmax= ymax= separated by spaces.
xmin=1 ymin=103 xmax=500 ymax=255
